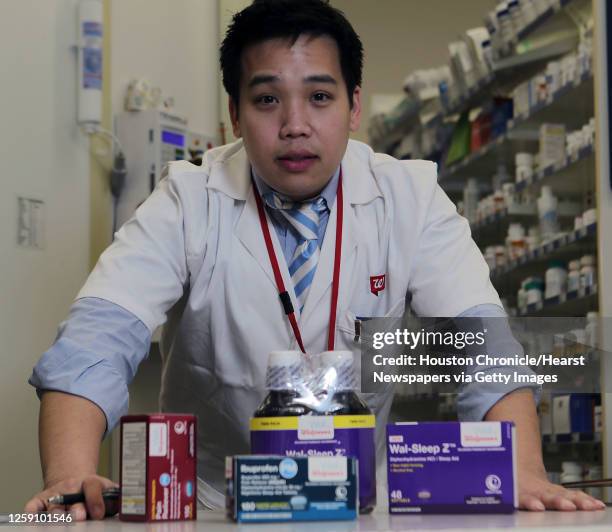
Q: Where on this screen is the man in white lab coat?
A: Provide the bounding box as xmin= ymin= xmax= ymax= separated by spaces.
xmin=26 ymin=0 xmax=604 ymax=519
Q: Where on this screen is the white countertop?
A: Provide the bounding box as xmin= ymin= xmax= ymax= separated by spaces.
xmin=27 ymin=508 xmax=609 ymax=531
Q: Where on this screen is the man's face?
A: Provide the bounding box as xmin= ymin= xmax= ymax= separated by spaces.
xmin=229 ymin=34 xmax=361 ymax=201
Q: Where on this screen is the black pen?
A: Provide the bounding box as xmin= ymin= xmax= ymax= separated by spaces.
xmin=47 ymin=487 xmax=120 ymax=506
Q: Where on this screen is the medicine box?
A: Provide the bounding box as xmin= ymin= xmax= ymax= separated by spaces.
xmin=119 ymin=414 xmax=197 ymax=522
xmin=387 ymin=421 xmax=516 ymax=514
xmin=226 ymin=455 xmax=358 ymax=522
xmin=552 ymin=394 xmax=598 ymax=436
xmin=539 ymin=123 xmax=566 ymax=168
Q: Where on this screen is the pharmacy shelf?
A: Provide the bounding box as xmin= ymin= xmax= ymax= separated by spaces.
xmin=492 ymin=34 xmax=579 ymax=72
xmin=378 ymin=99 xmax=450 ymax=155
xmin=427 ymin=42 xmax=573 ymax=134
xmin=369 ymin=96 xmax=421 ymax=153
xmin=514 ymin=143 xmax=595 ymax=196
xmin=542 ymin=433 xmax=602 ymax=463
xmin=509 ymin=71 xmax=594 ymax=130
xmin=470 ymin=202 xmax=580 ymax=248
xmin=436 ymin=36 xmax=579 ymax=129
xmin=490 ymin=222 xmax=597 ymax=287
xmin=440 ymin=130 xmax=540 ymax=184
xmin=439 ymin=71 xmax=594 ymax=184
xmin=514 ymin=0 xmax=577 ymax=45
xmin=439 ymin=33 xmax=581 ymax=125
xmin=438 ymin=73 xmax=495 ymax=121
xmin=518 ymin=284 xmax=598 ymax=317
xmin=543 ymin=432 xmax=602 ymax=445
xmin=370 ymin=12 xmax=583 ymax=153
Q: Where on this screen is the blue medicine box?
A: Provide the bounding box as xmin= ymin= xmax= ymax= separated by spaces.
xmin=552 ymin=394 xmax=599 ymax=436
xmin=226 ymin=455 xmax=358 ymax=522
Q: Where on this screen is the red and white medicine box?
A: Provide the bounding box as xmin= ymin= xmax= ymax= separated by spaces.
xmin=119 ymin=414 xmax=197 ymax=521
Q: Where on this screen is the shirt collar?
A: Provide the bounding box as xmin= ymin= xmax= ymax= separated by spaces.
xmin=251 ymin=166 xmax=340 ymax=209
xmin=207 ymin=138 xmax=382 ymax=205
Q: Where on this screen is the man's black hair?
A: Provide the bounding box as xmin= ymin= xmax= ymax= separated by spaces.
xmin=220 ymin=0 xmax=363 ymax=111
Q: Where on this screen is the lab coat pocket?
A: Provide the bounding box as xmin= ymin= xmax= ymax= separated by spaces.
xmin=335 ymin=298 xmax=406 ymax=400
xmin=336 ymin=297 xmax=406 ymax=336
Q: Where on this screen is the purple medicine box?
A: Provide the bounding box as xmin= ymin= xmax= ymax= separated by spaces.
xmin=387 ymin=422 xmax=516 ymax=514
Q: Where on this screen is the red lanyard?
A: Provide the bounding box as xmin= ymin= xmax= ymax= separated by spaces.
xmin=253 ymin=169 xmax=343 ymax=354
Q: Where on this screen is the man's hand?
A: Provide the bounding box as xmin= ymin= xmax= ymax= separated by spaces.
xmin=519 ymin=468 xmax=605 ymax=511
xmin=26 ymin=392 xmax=111 ymax=519
xmin=24 ymin=474 xmax=119 ymax=521
xmin=485 ymin=389 xmax=607 ymax=512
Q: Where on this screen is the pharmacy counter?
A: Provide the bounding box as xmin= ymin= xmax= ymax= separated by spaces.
xmin=33 ymin=509 xmax=610 ymax=531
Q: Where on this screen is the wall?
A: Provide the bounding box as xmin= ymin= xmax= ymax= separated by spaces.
xmin=90 ymin=0 xmax=113 ymax=267
xmin=219 ymin=0 xmax=250 ymax=143
xmin=111 ymin=0 xmax=219 ymax=136
xmin=218 ymin=0 xmax=496 ymax=144
xmin=0 ymin=0 xmax=91 ymax=512
xmin=106 ymin=0 xmax=220 ymax=475
xmin=0 ymin=0 xmax=220 ymax=511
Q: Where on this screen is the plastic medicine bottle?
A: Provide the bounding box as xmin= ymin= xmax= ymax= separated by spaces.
xmin=567 ymin=260 xmax=581 ymax=293
xmin=537 ymin=186 xmax=559 ymax=240
xmin=579 ymin=255 xmax=596 ymax=290
xmin=463 ymin=178 xmax=480 ymax=224
xmin=545 ymin=260 xmax=567 ymax=299
xmin=318 ymin=351 xmax=372 ymax=416
xmin=318 ymin=351 xmax=375 ymax=514
xmin=253 ymin=351 xmax=311 ymax=418
xmin=585 ymin=311 xmax=599 ymax=349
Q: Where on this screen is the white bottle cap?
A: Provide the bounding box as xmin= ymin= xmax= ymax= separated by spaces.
xmin=319 ymin=351 xmax=356 ymax=390
xmin=268 ymin=350 xmax=301 ymax=367
xmin=320 ymin=350 xmax=353 ymax=365
xmin=580 ymin=255 xmax=595 ymax=267
xmin=561 ymin=461 xmax=583 ymax=475
xmin=508 ymin=223 xmax=525 ymax=239
xmin=515 ymin=152 xmax=534 ymax=167
xmin=540 ymin=185 xmax=554 ymax=198
xmin=265 ymin=351 xmax=303 ymax=390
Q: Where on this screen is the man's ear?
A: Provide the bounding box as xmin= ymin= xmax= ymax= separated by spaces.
xmin=349 ymin=86 xmax=362 ymax=133
xmin=228 ymin=98 xmax=242 ymax=138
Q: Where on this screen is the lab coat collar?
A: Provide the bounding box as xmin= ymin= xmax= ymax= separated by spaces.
xmin=208 ymin=139 xmax=380 ymax=344
xmin=206 ymin=138 xmax=383 ymax=206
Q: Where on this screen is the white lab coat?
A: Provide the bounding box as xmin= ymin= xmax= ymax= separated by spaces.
xmin=78 ymin=138 xmax=501 ymax=508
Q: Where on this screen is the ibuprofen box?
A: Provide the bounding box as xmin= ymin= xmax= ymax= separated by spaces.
xmin=387 ymin=421 xmax=516 ymax=514
xmin=226 ymin=455 xmax=358 ymax=522
xmin=120 ymin=414 xmax=197 ymax=521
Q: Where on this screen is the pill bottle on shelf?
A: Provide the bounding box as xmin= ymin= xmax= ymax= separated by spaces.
xmin=525 ymin=279 xmax=544 ymax=306
xmin=560 ymin=461 xmax=583 ymax=485
xmin=585 ymin=311 xmax=599 ymax=349
xmin=544 ymin=260 xmax=567 ymax=299
xmin=537 ymin=186 xmax=559 ymax=240
xmin=515 ymin=152 xmax=534 ymax=183
xmin=567 ymin=260 xmax=581 ymax=293
xmin=507 ymin=223 xmax=526 ymax=260
xmin=579 ymin=255 xmax=596 ymax=290
xmin=463 ymin=178 xmax=479 ymax=224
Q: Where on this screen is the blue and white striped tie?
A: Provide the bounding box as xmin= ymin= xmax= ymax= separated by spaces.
xmin=265 ymin=193 xmax=328 ymax=313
